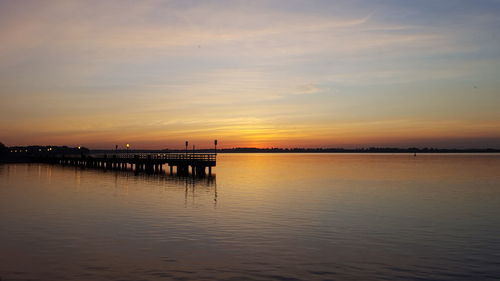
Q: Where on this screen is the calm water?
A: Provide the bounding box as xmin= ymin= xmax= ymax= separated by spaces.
xmin=1 ymin=153 xmax=500 ymax=281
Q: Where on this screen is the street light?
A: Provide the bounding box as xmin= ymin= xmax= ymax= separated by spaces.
xmin=185 ymin=141 xmax=188 ymax=157
xmin=214 ymin=139 xmax=218 ymax=155
xmin=126 ymin=143 xmax=130 ymax=156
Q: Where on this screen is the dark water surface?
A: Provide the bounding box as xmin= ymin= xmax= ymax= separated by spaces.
xmin=1 ymin=153 xmax=500 ymax=281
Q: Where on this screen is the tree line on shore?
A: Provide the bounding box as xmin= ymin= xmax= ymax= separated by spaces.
xmin=0 ymin=144 xmax=90 ymax=162
xmin=93 ymin=147 xmax=500 ymax=154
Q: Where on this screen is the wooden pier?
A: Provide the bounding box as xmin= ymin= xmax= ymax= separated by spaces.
xmin=41 ymin=153 xmax=216 ymax=176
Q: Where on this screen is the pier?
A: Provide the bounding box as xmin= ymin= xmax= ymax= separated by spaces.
xmin=41 ymin=153 xmax=216 ymax=176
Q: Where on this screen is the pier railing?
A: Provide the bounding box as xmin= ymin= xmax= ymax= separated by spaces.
xmin=93 ymin=153 xmax=216 ymax=161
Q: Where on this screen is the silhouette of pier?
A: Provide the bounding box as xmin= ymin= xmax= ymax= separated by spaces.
xmin=42 ymin=153 xmax=216 ymax=176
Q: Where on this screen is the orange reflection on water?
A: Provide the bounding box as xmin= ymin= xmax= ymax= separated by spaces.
xmin=1 ymin=154 xmax=500 ymax=280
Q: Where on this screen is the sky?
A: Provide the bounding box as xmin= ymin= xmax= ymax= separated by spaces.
xmin=1 ymin=0 xmax=500 ymax=149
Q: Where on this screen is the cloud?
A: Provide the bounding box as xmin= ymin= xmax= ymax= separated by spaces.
xmin=293 ymin=83 xmax=322 ymax=95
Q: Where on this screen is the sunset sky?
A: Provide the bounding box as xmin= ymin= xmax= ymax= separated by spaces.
xmin=1 ymin=0 xmax=500 ymax=149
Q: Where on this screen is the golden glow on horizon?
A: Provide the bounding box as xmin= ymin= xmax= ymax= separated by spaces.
xmin=5 ymin=118 xmax=498 ymax=149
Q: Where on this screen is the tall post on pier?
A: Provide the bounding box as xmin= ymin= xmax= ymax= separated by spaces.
xmin=185 ymin=141 xmax=188 ymax=157
xmin=214 ymin=139 xmax=217 ymax=155
xmin=192 ymin=145 xmax=195 ymax=175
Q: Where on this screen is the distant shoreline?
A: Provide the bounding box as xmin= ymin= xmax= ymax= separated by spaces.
xmin=90 ymin=148 xmax=500 ymax=154
xmin=3 ymin=145 xmax=500 ymax=161
xmin=2 ymin=146 xmax=500 ymax=164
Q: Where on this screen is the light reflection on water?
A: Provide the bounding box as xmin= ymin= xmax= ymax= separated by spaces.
xmin=1 ymin=153 xmax=500 ymax=281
